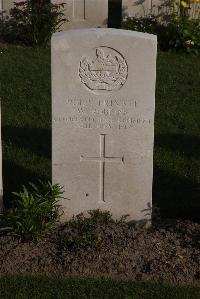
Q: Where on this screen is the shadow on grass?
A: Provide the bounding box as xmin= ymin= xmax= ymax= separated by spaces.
xmin=154 ymin=133 xmax=200 ymax=221
xmin=2 ymin=126 xmax=51 ymax=160
xmin=2 ymin=160 xmax=49 ymax=208
xmin=153 ymin=165 xmax=200 ymax=221
xmin=0 ymin=275 xmax=200 ymax=299
xmin=2 ymin=126 xmax=51 ymax=207
xmin=2 ymin=128 xmax=200 ymax=220
xmin=155 ymin=134 xmax=200 ymax=159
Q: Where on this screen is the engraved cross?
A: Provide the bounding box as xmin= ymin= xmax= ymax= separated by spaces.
xmin=80 ymin=134 xmax=124 ymax=204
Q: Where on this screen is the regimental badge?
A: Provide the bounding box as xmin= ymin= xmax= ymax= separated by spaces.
xmin=79 ymin=47 xmax=128 ymax=93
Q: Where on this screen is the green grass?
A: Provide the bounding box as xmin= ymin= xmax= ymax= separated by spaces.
xmin=0 ymin=46 xmax=51 ymax=207
xmin=0 ymin=46 xmax=199 ymax=298
xmin=155 ymin=52 xmax=200 ymax=219
xmin=0 ymin=275 xmax=199 ymax=299
xmin=0 ymin=46 xmax=199 ymax=219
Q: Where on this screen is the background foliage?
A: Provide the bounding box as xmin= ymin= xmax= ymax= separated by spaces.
xmin=121 ymin=0 xmax=200 ymax=53
xmin=0 ymin=0 xmax=66 ymax=47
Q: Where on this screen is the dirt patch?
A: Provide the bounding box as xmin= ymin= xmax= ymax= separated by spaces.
xmin=0 ymin=219 xmax=199 ymax=284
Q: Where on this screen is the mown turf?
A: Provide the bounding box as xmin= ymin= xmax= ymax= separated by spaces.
xmin=0 ymin=46 xmax=51 ymax=207
xmin=0 ymin=46 xmax=199 ymax=219
xmin=0 ymin=275 xmax=199 ymax=299
xmin=155 ymin=52 xmax=200 ymax=219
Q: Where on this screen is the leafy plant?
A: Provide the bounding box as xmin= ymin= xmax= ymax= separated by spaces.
xmin=175 ymin=17 xmax=200 ymax=54
xmin=121 ymin=0 xmax=200 ymax=54
xmin=121 ymin=15 xmax=159 ymax=34
xmin=0 ymin=181 xmax=64 ymax=241
xmin=2 ymin=0 xmax=66 ymax=47
xmin=64 ymin=210 xmax=114 ymax=250
xmin=122 ymin=14 xmax=200 ymax=53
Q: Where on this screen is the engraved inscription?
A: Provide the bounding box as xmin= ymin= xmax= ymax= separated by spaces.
xmin=79 ymin=47 xmax=128 ymax=93
xmin=80 ymin=134 xmax=124 ymax=203
xmin=53 ymin=97 xmax=152 ymax=129
xmin=53 ymin=116 xmax=151 ymax=129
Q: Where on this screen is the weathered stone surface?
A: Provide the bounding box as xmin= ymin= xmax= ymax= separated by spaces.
xmin=52 ymin=0 xmax=108 ymax=29
xmin=52 ymin=28 xmax=157 ymax=222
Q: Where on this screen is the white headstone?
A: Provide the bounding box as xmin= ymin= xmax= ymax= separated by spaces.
xmin=52 ymin=28 xmax=157 ymax=223
xmin=52 ymin=0 xmax=108 ymax=29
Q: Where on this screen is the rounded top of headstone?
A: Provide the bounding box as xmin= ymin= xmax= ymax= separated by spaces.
xmin=52 ymin=28 xmax=157 ymax=42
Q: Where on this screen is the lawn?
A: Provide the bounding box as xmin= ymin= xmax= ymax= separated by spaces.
xmin=0 ymin=46 xmax=199 ymax=219
xmin=0 ymin=46 xmax=200 ymax=298
xmin=0 ymin=275 xmax=199 ymax=299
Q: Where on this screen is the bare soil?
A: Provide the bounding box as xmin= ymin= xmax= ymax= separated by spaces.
xmin=0 ymin=219 xmax=199 ymax=285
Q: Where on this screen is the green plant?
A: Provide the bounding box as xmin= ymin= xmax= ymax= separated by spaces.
xmin=5 ymin=0 xmax=66 ymax=47
xmin=159 ymin=0 xmax=200 ymax=53
xmin=0 ymin=181 xmax=64 ymax=241
xmin=121 ymin=0 xmax=200 ymax=54
xmin=64 ymin=210 xmax=114 ymax=250
xmin=122 ymin=15 xmax=200 ymax=53
xmin=121 ymin=15 xmax=159 ymax=34
xmin=176 ymin=17 xmax=200 ymax=53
